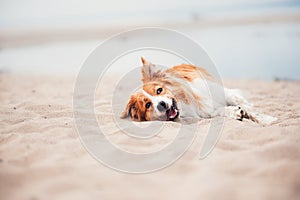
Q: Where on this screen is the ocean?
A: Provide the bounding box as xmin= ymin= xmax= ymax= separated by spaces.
xmin=0 ymin=0 xmax=299 ymax=80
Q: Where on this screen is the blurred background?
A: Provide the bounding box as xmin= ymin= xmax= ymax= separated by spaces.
xmin=0 ymin=0 xmax=300 ymax=80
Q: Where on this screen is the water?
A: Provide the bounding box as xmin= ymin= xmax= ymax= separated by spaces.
xmin=0 ymin=0 xmax=300 ymax=80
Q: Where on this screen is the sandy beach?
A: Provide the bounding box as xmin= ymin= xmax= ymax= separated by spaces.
xmin=0 ymin=73 xmax=299 ymax=200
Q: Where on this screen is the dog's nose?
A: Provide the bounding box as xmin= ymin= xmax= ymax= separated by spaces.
xmin=157 ymin=101 xmax=167 ymax=111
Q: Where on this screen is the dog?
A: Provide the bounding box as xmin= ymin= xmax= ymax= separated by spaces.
xmin=120 ymin=57 xmax=277 ymax=125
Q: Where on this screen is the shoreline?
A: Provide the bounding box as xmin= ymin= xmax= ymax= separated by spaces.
xmin=1 ymin=12 xmax=300 ymax=48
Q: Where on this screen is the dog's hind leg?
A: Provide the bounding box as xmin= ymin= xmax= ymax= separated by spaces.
xmin=224 ymin=88 xmax=252 ymax=108
xmin=213 ymin=106 xmax=255 ymax=122
xmin=214 ymin=88 xmax=277 ymax=125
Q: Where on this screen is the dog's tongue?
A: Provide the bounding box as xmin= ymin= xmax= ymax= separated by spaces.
xmin=167 ymin=107 xmax=177 ymax=121
xmin=169 ymin=109 xmax=176 ymax=117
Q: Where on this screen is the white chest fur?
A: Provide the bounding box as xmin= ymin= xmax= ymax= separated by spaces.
xmin=179 ymin=79 xmax=227 ymax=118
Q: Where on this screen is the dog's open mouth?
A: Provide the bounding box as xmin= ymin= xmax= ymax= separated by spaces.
xmin=166 ymin=99 xmax=179 ymax=121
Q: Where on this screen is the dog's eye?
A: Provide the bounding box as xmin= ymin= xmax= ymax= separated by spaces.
xmin=156 ymin=88 xmax=163 ymax=94
xmin=145 ymin=102 xmax=151 ymax=109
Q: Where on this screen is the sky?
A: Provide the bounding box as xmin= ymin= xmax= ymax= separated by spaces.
xmin=1 ymin=0 xmax=300 ymax=31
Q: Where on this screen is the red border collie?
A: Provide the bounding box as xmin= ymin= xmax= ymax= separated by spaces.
xmin=120 ymin=57 xmax=276 ymax=125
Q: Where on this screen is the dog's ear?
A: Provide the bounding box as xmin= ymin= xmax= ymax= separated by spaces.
xmin=141 ymin=57 xmax=163 ymax=83
xmin=141 ymin=57 xmax=151 ymax=65
xmin=120 ymin=95 xmax=136 ymax=119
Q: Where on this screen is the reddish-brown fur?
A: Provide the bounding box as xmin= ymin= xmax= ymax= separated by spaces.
xmin=120 ymin=92 xmax=155 ymax=121
xmin=167 ymin=64 xmax=213 ymax=82
xmin=121 ymin=58 xmax=212 ymax=121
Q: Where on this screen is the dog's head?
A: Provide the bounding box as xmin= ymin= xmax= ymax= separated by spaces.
xmin=120 ymin=58 xmax=179 ymax=121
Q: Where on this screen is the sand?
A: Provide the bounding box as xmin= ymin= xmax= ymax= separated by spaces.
xmin=0 ymin=73 xmax=300 ymax=200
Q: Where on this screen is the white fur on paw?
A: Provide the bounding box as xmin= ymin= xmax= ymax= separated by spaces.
xmin=239 ymin=108 xmax=277 ymax=125
xmin=222 ymin=106 xmax=277 ymax=125
xmin=234 ymin=106 xmax=246 ymax=121
xmin=223 ymin=106 xmax=248 ymax=121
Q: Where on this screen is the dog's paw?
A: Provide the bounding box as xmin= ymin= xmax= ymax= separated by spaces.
xmin=223 ymin=106 xmax=249 ymax=121
xmin=230 ymin=106 xmax=261 ymax=123
xmin=234 ymin=106 xmax=248 ymax=121
xmin=234 ymin=106 xmax=277 ymax=125
xmin=223 ymin=106 xmax=277 ymax=125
